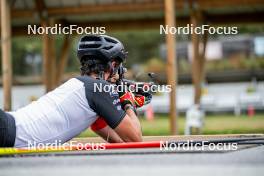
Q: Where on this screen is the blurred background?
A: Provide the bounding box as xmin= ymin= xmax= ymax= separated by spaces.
xmin=0 ymin=0 xmax=264 ymax=136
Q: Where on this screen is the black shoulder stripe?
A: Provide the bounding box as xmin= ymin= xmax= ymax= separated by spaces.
xmin=75 ymin=76 xmax=96 ymax=111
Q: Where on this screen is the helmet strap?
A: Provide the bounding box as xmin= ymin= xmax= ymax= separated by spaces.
xmin=99 ymin=71 xmax=104 ymax=80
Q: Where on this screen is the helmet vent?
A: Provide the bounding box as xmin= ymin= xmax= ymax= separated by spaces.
xmin=103 ymin=46 xmax=113 ymax=50
xmin=81 ymin=36 xmax=101 ymax=42
xmin=105 ymin=37 xmax=118 ymax=44
xmin=80 ymin=44 xmax=101 ymax=49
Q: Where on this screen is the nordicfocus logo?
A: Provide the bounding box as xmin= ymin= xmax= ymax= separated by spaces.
xmin=160 ymin=140 xmax=238 ymax=151
xmin=160 ymin=24 xmax=238 ymax=35
xmin=28 ymin=24 xmax=106 ymax=35
xmin=93 ymin=82 xmax=172 ymax=93
xmin=27 ymin=140 xmax=106 ymax=151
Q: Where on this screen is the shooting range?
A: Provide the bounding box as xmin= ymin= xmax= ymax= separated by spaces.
xmin=0 ymin=0 xmax=264 ymax=175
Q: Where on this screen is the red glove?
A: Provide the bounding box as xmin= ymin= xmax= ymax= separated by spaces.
xmin=119 ymin=91 xmax=135 ymax=108
xmin=91 ymin=117 xmax=107 ymax=131
xmin=134 ymin=95 xmax=145 ymax=108
xmin=134 ymin=93 xmax=152 ymax=108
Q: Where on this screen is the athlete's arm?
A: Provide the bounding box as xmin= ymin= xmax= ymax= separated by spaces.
xmin=91 ymin=117 xmax=123 ymax=143
xmin=94 ymin=125 xmax=124 ymax=143
xmin=91 ymin=108 xmax=142 ymax=143
xmin=114 ymin=104 xmax=142 ymax=142
xmin=91 ymin=82 xmax=142 ymax=142
xmin=91 ymin=92 xmax=148 ymax=142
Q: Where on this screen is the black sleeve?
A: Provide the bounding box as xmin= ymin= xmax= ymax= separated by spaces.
xmin=91 ymin=82 xmax=126 ymax=129
xmin=75 ymin=76 xmax=126 ymax=129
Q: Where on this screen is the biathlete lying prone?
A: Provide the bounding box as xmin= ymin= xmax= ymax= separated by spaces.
xmin=0 ymin=34 xmax=151 ymax=147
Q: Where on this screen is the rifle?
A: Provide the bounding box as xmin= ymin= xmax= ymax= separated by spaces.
xmin=117 ymin=66 xmax=157 ymax=105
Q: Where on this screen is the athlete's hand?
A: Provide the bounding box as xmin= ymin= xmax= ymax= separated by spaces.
xmin=119 ymin=91 xmax=135 ymax=109
xmin=134 ymin=93 xmax=152 ymax=108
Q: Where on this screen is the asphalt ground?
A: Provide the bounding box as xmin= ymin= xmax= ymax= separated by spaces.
xmin=0 ymin=135 xmax=263 ymax=176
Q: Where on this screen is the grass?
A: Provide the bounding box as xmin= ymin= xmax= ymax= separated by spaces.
xmin=78 ymin=114 xmax=264 ymax=137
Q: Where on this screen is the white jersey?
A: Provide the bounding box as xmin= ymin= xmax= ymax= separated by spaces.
xmin=9 ymin=78 xmax=97 ymax=147
xmin=9 ymin=76 xmax=125 ymax=148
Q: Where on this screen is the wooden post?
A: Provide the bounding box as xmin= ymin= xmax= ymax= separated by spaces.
xmin=49 ymin=26 xmax=57 ymax=89
xmin=191 ymin=10 xmax=207 ymax=104
xmin=55 ymin=35 xmax=71 ymax=86
xmin=199 ymin=29 xmax=208 ymax=85
xmin=164 ymin=0 xmax=178 ymax=135
xmin=191 ymin=10 xmax=200 ymax=104
xmin=1 ymin=0 xmax=12 ymax=111
xmin=42 ymin=20 xmax=52 ymax=92
xmin=42 ymin=19 xmax=58 ymax=92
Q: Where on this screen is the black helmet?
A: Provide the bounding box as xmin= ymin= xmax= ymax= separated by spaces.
xmin=77 ymin=35 xmax=127 ymax=64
